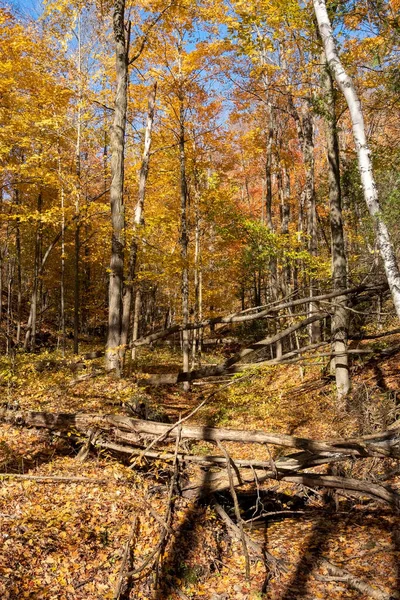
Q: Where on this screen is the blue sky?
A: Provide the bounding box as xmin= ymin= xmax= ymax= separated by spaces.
xmin=9 ymin=0 xmax=43 ymax=19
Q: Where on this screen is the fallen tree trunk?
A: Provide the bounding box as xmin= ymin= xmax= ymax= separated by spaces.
xmin=139 ymin=346 xmax=379 ymax=386
xmin=139 ymin=313 xmax=330 ymax=385
xmin=81 ymin=439 xmax=400 ymax=506
xmin=76 ymin=437 xmax=393 ymax=505
xmin=180 ymin=466 xmax=400 ymax=506
xmin=130 ymin=284 xmax=380 ymax=348
xmin=2 ymin=409 xmax=400 ymax=457
xmin=95 ymin=440 xmax=360 ymax=473
xmin=2 ymin=409 xmax=399 ymax=507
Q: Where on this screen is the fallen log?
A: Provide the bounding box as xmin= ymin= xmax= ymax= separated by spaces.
xmin=130 ymin=285 xmax=379 ymax=348
xmin=81 ymin=438 xmax=400 ymax=506
xmin=0 ymin=473 xmax=107 ymax=484
xmin=2 ymin=409 xmax=399 ymax=508
xmin=180 ymin=466 xmax=400 ymax=506
xmin=280 ymin=473 xmax=400 ymax=508
xmin=1 ymin=409 xmax=400 ymax=457
xmin=95 ymin=441 xmax=355 ymax=472
xmin=139 ymin=313 xmax=330 ymax=385
xmin=138 ymin=347 xmax=377 ymax=386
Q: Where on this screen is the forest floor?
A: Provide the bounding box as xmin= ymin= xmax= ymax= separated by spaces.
xmin=1 ymin=338 xmax=400 ymax=600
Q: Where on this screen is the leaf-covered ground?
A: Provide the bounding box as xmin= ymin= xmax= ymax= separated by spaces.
xmin=1 ymin=342 xmax=400 ymax=599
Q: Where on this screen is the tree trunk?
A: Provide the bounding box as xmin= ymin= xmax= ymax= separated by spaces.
xmin=3 ymin=408 xmax=400 ymax=454
xmin=74 ymin=12 xmax=82 ymax=355
xmin=24 ymin=192 xmax=43 ymax=352
xmin=280 ymin=165 xmax=291 ymax=298
xmin=131 ymin=286 xmax=141 ymax=361
xmin=265 ymin=105 xmax=274 ymax=230
xmin=192 ymin=176 xmax=202 ymax=365
xmin=321 ymin=57 xmax=350 ymax=399
xmin=177 ymin=41 xmax=190 ymax=392
xmin=121 ymin=81 xmax=157 ymax=358
xmin=105 ymin=0 xmax=128 ymax=374
xmin=314 ymin=0 xmax=400 ymax=318
xmin=6 ymin=258 xmax=14 ymax=355
xmin=302 ymin=105 xmax=320 ymax=343
xmin=60 ymin=182 xmax=66 ymax=356
xmin=15 ymin=189 xmax=22 ymax=346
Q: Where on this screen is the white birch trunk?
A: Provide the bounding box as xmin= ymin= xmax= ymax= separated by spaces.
xmin=314 ymin=0 xmax=400 ymax=318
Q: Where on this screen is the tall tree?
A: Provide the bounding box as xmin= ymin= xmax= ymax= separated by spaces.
xmin=120 ymin=81 xmax=157 ymax=357
xmin=314 ymin=0 xmax=400 ymax=319
xmin=321 ymin=57 xmax=350 ymax=399
xmin=105 ymin=0 xmax=128 ymax=373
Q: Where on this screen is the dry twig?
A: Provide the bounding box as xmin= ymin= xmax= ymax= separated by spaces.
xmin=217 ymin=441 xmax=250 ymax=579
xmin=113 ymin=516 xmax=138 ymax=600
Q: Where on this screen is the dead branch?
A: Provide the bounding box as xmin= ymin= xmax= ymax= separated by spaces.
xmin=154 ymin=424 xmax=181 ymax=590
xmin=317 ymin=558 xmax=398 ymax=600
xmin=95 ymin=440 xmax=348 ymax=471
xmin=68 ymin=369 xmax=104 ymax=387
xmin=139 ymin=313 xmax=330 ymax=384
xmin=212 ymin=499 xmax=282 ymax=571
xmin=113 ymin=516 xmax=138 ymax=600
xmin=124 ymin=427 xmax=182 ymax=583
xmin=0 ymin=473 xmax=107 ymax=483
xmin=280 ymin=473 xmax=400 ymax=508
xmin=213 ymin=502 xmax=396 ymax=599
xmin=76 ymin=428 xmax=99 ymax=462
xmin=217 ymin=441 xmax=250 ymax=578
xmin=349 ymin=327 xmax=400 ymax=340
xmin=130 ymin=285 xmax=376 ymax=348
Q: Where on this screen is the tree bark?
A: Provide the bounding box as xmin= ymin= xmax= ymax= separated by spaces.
xmin=24 ymin=192 xmax=43 ymax=352
xmin=177 ymin=40 xmax=190 ymax=392
xmin=2 ymin=408 xmax=400 ymax=455
xmin=314 ymin=0 xmax=400 ymax=318
xmin=322 ymin=57 xmax=350 ymax=399
xmin=265 ymin=105 xmax=274 ymax=230
xmin=58 ymin=151 xmax=66 ymax=355
xmin=280 ymin=165 xmax=291 ymax=298
xmin=105 ymin=0 xmax=128 ymax=374
xmin=73 ymin=11 xmax=82 ymax=355
xmin=131 ymin=287 xmax=142 ymax=361
xmin=15 ymin=189 xmax=22 ymax=346
xmin=192 ymin=172 xmax=203 ymax=364
xmin=120 ymin=82 xmax=157 ymax=358
xmin=302 ymin=104 xmax=320 ymax=343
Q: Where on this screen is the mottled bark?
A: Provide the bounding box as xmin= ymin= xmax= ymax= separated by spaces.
xmin=105 ymin=0 xmax=128 ymax=373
